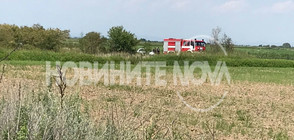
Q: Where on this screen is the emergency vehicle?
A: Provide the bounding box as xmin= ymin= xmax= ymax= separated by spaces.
xmin=163 ymin=38 xmax=206 ymax=53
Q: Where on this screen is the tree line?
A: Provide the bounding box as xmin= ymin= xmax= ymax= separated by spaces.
xmin=0 ymin=24 xmax=139 ymax=54
xmin=258 ymin=43 xmax=292 ymax=48
xmin=0 ymin=24 xmax=70 ymax=51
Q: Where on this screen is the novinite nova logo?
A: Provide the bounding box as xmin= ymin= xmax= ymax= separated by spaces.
xmin=45 ymin=35 xmax=231 ymax=113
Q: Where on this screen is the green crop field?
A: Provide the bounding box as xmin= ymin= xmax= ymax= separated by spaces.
xmin=235 ymin=47 xmax=294 ymax=60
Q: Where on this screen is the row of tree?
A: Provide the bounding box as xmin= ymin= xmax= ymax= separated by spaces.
xmin=0 ymin=24 xmax=139 ymax=53
xmin=0 ymin=24 xmax=70 ymax=51
xmin=258 ymin=43 xmax=292 ymax=48
xmin=79 ymin=26 xmax=138 ymax=54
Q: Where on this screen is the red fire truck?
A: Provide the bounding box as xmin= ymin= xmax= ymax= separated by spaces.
xmin=163 ymin=38 xmax=206 ymax=53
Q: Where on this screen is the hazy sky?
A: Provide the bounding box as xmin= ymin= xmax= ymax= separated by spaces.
xmin=1 ymin=0 xmax=293 ymax=45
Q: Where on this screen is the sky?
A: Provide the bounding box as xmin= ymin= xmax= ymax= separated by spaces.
xmin=0 ymin=0 xmax=293 ymax=45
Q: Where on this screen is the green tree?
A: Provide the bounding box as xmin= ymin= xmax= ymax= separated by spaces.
xmin=79 ymin=32 xmax=106 ymax=54
xmin=0 ymin=24 xmax=19 ymax=46
xmin=282 ymin=43 xmax=291 ymax=48
xmin=108 ymin=26 xmax=139 ymax=53
xmin=40 ymin=28 xmax=70 ymax=51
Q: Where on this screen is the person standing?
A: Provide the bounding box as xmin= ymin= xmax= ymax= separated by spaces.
xmin=156 ymin=47 xmax=160 ymax=54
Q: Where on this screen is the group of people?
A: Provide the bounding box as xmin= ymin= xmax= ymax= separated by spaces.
xmin=152 ymin=47 xmax=160 ymax=54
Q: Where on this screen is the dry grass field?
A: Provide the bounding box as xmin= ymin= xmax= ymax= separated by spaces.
xmin=0 ymin=64 xmax=293 ymax=139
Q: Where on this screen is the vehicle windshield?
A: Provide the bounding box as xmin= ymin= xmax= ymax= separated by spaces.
xmin=196 ymin=42 xmax=206 ymax=47
xmin=183 ymin=41 xmax=190 ymax=46
xmin=183 ymin=41 xmax=206 ymax=47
